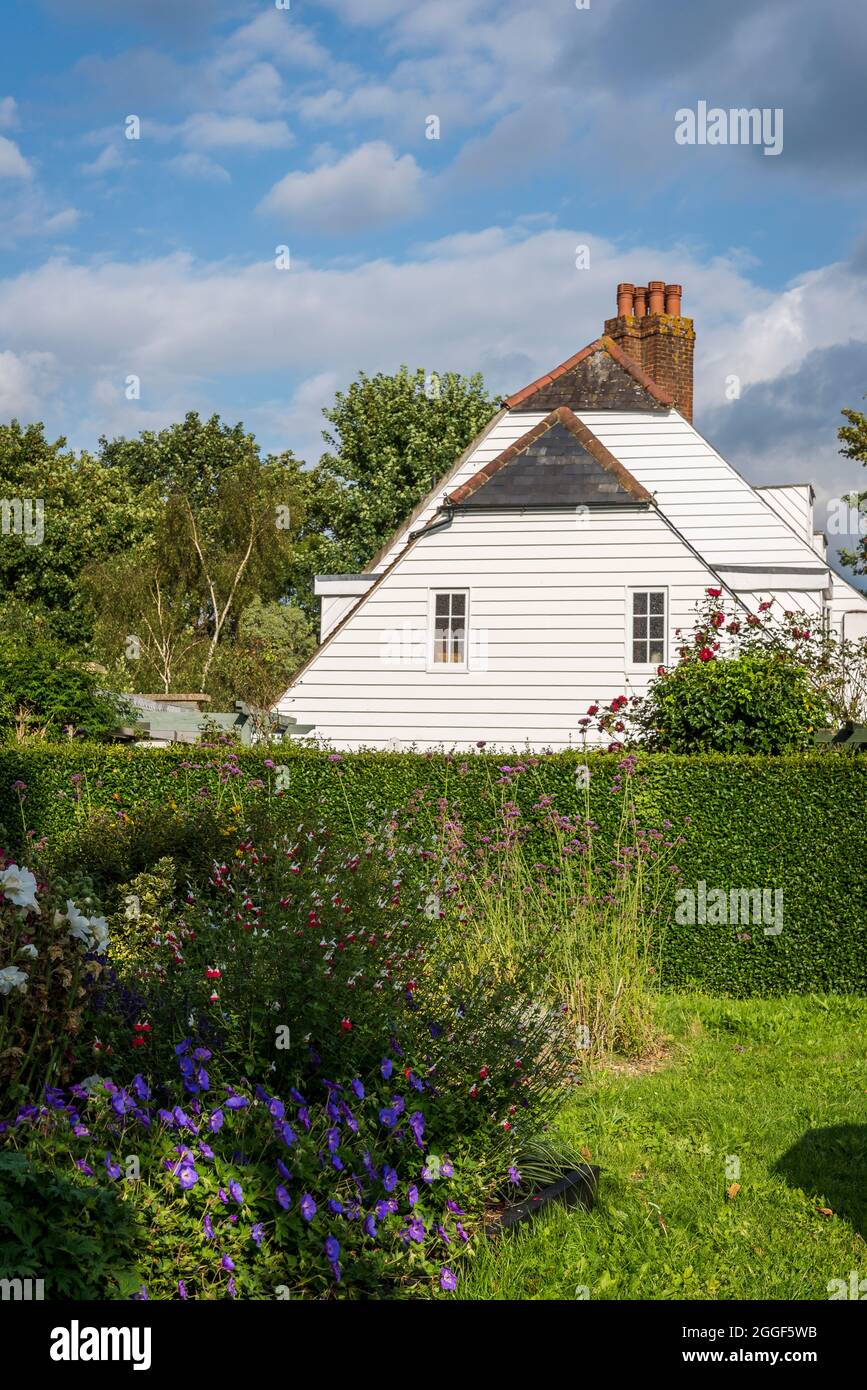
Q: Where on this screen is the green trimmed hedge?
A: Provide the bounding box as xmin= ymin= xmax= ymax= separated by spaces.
xmin=1 ymin=744 xmax=864 ymax=997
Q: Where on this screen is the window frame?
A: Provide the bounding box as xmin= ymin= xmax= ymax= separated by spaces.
xmin=427 ymin=588 xmax=470 ymax=672
xmin=625 ymin=586 xmax=668 ymax=670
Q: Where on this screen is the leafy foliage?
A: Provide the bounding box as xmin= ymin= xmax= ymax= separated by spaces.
xmin=636 ymin=648 xmax=829 ymax=753
xmin=0 ymin=604 xmax=128 ymax=741
xmin=305 ymin=366 xmax=497 ymax=582
xmin=2 ymin=742 xmax=864 ymax=997
xmin=0 ymin=1150 xmax=141 ymax=1300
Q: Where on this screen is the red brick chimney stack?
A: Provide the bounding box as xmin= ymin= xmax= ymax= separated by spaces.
xmin=604 ymin=278 xmax=695 ymax=421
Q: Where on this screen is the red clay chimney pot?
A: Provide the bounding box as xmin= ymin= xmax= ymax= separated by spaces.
xmin=648 ymin=280 xmax=666 ymax=315
xmin=616 ymin=282 xmax=635 ymax=317
xmin=633 ymin=285 xmax=647 ymax=316
xmin=664 ymin=283 xmax=682 ymax=315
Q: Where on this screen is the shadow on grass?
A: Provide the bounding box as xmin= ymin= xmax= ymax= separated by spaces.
xmin=774 ymin=1126 xmax=867 ymax=1238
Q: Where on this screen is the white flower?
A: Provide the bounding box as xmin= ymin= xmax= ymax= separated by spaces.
xmin=88 ymin=916 xmax=110 ymax=955
xmin=0 ymin=865 xmax=39 ymax=912
xmin=18 ymin=944 xmax=38 ymax=959
xmin=0 ymin=965 xmax=28 ymax=995
xmin=64 ymin=899 xmax=90 ymax=932
xmin=59 ymin=900 xmax=109 ymax=955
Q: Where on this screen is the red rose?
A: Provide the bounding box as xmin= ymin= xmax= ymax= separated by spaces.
xmin=707 ymin=587 xmax=722 ymax=598
xmin=656 ymin=665 xmax=666 ymax=676
xmin=698 ymin=646 xmax=714 ymax=662
xmin=587 ymin=704 xmax=599 ymax=716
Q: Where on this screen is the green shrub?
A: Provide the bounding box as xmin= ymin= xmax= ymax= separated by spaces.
xmin=636 ymin=649 xmax=829 ymax=753
xmin=0 ymin=1150 xmax=142 ymax=1299
xmin=0 ymin=743 xmax=865 ymax=996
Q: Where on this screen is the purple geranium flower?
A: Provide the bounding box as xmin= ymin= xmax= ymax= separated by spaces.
xmin=177 ymin=1163 xmax=198 ymax=1190
xmin=406 ymin=1215 xmax=425 ymax=1244
xmin=209 ymin=1108 xmax=224 ymax=1132
xmin=221 ymin=1254 xmax=235 ymax=1272
xmin=300 ymin=1193 xmax=317 ymax=1222
xmin=203 ymin=1213 xmax=215 ymax=1240
xmin=250 ymin=1223 xmax=264 ymax=1246
xmin=104 ymin=1153 xmax=121 ymax=1181
xmin=440 ymin=1267 xmax=457 ymax=1292
xmin=380 ymin=1058 xmax=393 ymax=1080
xmin=178 ymin=1280 xmax=188 ymax=1300
xmin=382 ymin=1165 xmax=398 ymax=1193
xmin=275 ymin=1185 xmax=291 ymax=1210
xmin=277 ymin=1121 xmax=297 ymax=1147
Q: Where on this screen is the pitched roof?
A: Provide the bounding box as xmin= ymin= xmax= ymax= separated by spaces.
xmin=446 ymin=406 xmax=653 ymax=509
xmin=503 ymin=335 xmax=673 ymax=412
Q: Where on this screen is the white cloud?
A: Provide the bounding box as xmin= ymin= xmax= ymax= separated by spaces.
xmin=0 ymin=135 xmax=32 ymax=180
xmin=166 ymin=152 xmax=231 ymax=183
xmin=259 ymin=141 xmax=423 ymax=232
xmin=176 ymin=112 xmax=293 ymax=151
xmin=0 ymin=97 xmax=19 ymax=130
xmin=0 ymin=230 xmax=866 ymax=525
xmin=42 ymin=208 xmax=81 ymax=235
xmin=212 ymin=11 xmax=335 ymax=75
xmin=219 ymin=63 xmax=287 ymax=118
xmin=81 ymin=144 xmax=123 ymax=177
xmin=0 ymin=349 xmax=57 ymax=417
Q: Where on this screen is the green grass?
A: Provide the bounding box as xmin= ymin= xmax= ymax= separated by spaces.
xmin=462 ymin=993 xmax=867 ymax=1300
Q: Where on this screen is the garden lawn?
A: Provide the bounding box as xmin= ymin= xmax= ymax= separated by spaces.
xmin=462 ymin=993 xmax=867 ymax=1300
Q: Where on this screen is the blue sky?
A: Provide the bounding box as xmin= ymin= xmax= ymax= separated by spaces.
xmin=1 ymin=0 xmax=867 ymax=569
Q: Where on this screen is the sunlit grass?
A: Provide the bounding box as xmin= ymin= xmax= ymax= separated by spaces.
xmin=460 ymin=993 xmax=867 ymax=1300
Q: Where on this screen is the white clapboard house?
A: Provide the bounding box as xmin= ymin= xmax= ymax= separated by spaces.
xmin=276 ymin=279 xmax=867 ymax=751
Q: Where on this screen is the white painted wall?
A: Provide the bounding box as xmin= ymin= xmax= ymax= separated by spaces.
xmin=278 ymin=504 xmax=717 ymax=750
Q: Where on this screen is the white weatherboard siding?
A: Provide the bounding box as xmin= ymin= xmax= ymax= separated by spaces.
xmin=279 ymin=506 xmax=716 ymax=750
xmin=374 ymin=409 xmax=839 ymax=577
xmin=755 ymin=484 xmax=814 ymax=543
xmin=580 ymin=413 xmax=821 ymax=568
xmin=829 ymin=576 xmax=867 ymax=634
xmin=277 ymin=399 xmax=867 ymax=749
